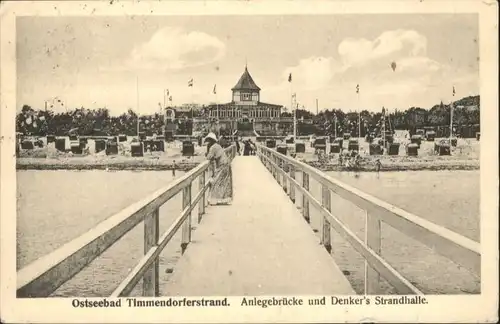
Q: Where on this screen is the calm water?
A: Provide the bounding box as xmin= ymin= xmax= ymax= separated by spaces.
xmin=299 ymin=170 xmax=480 ymax=294
xmin=326 ymin=170 xmax=479 ymax=241
xmin=17 ymin=170 xmax=196 ymax=297
xmin=17 ymin=169 xmax=480 ymax=296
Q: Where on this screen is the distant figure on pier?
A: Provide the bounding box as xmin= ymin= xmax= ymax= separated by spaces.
xmin=172 ymin=160 xmax=176 ymax=177
xmin=219 ymin=135 xmax=229 ymax=148
xmin=248 ymin=139 xmax=256 ymax=155
xmin=235 ymin=138 xmax=241 ymax=155
xmin=243 ymin=140 xmax=252 ymax=156
xmin=205 ymin=132 xmax=233 ymax=205
xmin=375 ymin=159 xmax=381 ymax=173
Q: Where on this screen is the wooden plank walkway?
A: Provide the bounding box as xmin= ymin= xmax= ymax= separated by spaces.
xmin=163 ymin=156 xmax=355 ymax=296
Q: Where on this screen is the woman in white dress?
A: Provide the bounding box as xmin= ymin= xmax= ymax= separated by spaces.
xmin=205 ymin=133 xmax=233 ymax=205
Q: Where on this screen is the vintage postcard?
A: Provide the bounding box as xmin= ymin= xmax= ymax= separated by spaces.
xmin=1 ymin=0 xmax=498 ymax=323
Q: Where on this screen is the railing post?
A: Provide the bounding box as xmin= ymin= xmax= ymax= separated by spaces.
xmin=321 ymin=185 xmax=332 ymax=254
xmin=364 ymin=211 xmax=381 ymax=294
xmin=198 ymin=172 xmax=205 ymax=223
xmin=143 ymin=208 xmax=159 ymax=296
xmin=276 ymin=156 xmax=281 ymax=186
xmin=282 ymin=161 xmax=287 ymax=193
xmin=207 ymin=162 xmax=215 ymax=203
xmin=181 ymin=183 xmax=192 ymax=254
xmin=204 ymin=169 xmax=209 ymax=208
xmin=289 ymin=164 xmax=295 ymax=204
xmin=302 ymin=172 xmax=310 ymax=223
xmin=272 ymin=155 xmax=276 ymax=178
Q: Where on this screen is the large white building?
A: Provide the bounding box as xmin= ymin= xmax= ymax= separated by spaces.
xmin=206 ymin=65 xmax=283 ymax=120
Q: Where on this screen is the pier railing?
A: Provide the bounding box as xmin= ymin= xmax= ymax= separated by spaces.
xmin=256 ymin=144 xmax=481 ymax=295
xmin=17 ymin=145 xmax=237 ymax=298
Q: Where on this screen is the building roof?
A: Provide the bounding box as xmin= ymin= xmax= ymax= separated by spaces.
xmin=206 ymin=102 xmax=282 ymax=109
xmin=231 ymin=66 xmax=261 ymax=91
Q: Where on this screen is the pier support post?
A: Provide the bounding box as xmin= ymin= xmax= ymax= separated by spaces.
xmin=289 ymin=164 xmax=295 ymax=204
xmin=204 ymin=169 xmax=209 ymax=208
xmin=181 ymin=183 xmax=192 ymax=254
xmin=276 ymin=157 xmax=281 ymax=186
xmin=269 ymin=154 xmax=273 ymax=176
xmin=198 ymin=172 xmax=205 ymax=223
xmin=321 ymin=185 xmax=332 ymax=254
xmin=302 ymin=172 xmax=310 ymax=223
xmin=282 ymin=160 xmax=288 ymax=193
xmin=364 ymin=211 xmax=381 ymax=294
xmin=273 ymin=156 xmax=277 ymax=180
xmin=207 ymin=163 xmax=215 ymax=206
xmin=143 ymin=208 xmax=159 ymax=296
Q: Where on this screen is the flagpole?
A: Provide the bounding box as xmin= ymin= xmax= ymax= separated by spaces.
xmin=216 ymin=88 xmax=219 ymax=137
xmin=191 ymin=81 xmax=194 ymax=125
xmin=382 ymin=107 xmax=386 ymax=149
xmin=163 ymin=102 xmax=166 ymax=132
xmin=136 ymin=76 xmax=140 ymax=137
xmin=450 ymin=86 xmax=454 ymax=142
xmin=357 ymin=85 xmax=361 ymax=141
xmin=334 ymin=114 xmax=337 ymax=138
xmin=290 ymin=77 xmax=296 ymax=140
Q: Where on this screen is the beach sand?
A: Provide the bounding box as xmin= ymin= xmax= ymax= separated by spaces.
xmin=16 ymin=136 xmax=479 ymax=172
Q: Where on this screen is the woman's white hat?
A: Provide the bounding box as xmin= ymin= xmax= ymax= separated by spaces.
xmin=204 ymin=132 xmax=217 ymax=142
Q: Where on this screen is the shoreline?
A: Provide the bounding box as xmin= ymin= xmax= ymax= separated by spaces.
xmin=16 ymin=157 xmax=479 ymax=172
xmin=305 ymin=161 xmax=479 ymax=172
xmin=16 ymin=157 xmax=203 ymax=171
xmin=16 ymin=162 xmax=200 ymax=171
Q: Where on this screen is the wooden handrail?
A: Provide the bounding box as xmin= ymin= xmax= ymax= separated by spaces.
xmin=17 ymin=145 xmax=236 ymax=298
xmin=256 ymin=144 xmax=480 ymax=295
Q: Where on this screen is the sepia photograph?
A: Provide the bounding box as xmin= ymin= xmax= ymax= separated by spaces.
xmin=1 ymin=0 xmax=498 ymax=323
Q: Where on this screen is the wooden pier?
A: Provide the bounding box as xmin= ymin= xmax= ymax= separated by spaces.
xmin=16 ymin=144 xmax=480 ymax=298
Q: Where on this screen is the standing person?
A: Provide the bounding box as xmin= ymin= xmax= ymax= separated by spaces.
xmin=235 ymin=138 xmax=241 ymax=155
xmin=375 ymin=158 xmax=381 ymax=173
xmin=205 ymin=132 xmax=233 ymax=205
xmin=243 ymin=139 xmax=251 ymax=156
xmin=219 ymin=135 xmax=227 ymax=148
xmin=172 ymin=160 xmax=176 ymax=177
xmin=248 ymin=139 xmax=256 ymax=155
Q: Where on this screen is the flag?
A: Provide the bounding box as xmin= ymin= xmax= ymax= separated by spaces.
xmin=356 ymin=84 xmax=359 ymax=94
xmin=213 ymin=84 xmax=217 ymax=94
xmin=292 ymin=93 xmax=296 ymax=99
xmin=452 ymin=86 xmax=455 ymax=96
xmin=169 ymin=96 xmax=172 ymax=101
xmin=166 ymin=89 xmax=169 ymax=96
xmin=288 ymin=73 xmax=292 ymax=82
xmin=188 ymin=79 xmax=193 ymax=87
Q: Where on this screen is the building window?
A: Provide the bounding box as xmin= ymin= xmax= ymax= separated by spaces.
xmin=241 ymin=93 xmax=251 ymax=101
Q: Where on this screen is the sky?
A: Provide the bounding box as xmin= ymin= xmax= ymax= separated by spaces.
xmin=16 ymin=14 xmax=479 ymax=115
